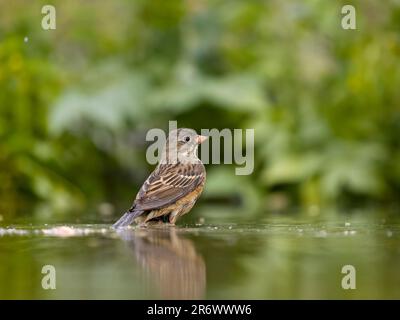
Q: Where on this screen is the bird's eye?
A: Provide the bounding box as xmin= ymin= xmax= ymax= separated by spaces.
xmin=184 ymin=136 xmax=191 ymax=142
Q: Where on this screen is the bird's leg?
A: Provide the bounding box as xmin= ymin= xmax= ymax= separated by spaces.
xmin=169 ymin=210 xmax=180 ymax=225
xmin=138 ymin=221 xmax=148 ymax=228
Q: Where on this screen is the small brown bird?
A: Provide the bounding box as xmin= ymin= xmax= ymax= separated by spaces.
xmin=113 ymin=128 xmax=207 ymax=228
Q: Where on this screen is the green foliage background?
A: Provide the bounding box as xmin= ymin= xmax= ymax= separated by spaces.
xmin=1 ymin=0 xmax=399 ymax=221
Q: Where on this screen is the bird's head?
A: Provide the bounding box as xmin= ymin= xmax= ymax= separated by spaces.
xmin=161 ymin=128 xmax=208 ymax=164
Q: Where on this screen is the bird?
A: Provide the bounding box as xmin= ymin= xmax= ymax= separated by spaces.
xmin=113 ymin=128 xmax=207 ymax=228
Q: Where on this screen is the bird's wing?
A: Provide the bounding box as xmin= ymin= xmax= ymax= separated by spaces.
xmin=132 ymin=163 xmax=205 ymax=211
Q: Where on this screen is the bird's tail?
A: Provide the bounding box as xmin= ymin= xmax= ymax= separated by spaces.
xmin=112 ymin=209 xmax=144 ymax=229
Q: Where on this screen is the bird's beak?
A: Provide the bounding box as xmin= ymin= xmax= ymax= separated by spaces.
xmin=195 ymin=135 xmax=208 ymax=144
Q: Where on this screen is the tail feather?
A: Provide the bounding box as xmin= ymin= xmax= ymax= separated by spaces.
xmin=112 ymin=209 xmax=144 ymax=229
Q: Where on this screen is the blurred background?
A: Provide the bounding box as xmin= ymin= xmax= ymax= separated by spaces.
xmin=1 ymin=0 xmax=400 ymax=223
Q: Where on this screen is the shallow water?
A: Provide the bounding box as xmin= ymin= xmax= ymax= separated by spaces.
xmin=1 ymin=214 xmax=400 ymax=299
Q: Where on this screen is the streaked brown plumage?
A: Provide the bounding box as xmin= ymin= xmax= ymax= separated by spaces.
xmin=113 ymin=128 xmax=207 ymax=228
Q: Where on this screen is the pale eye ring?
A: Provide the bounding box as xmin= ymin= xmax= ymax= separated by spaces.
xmin=184 ymin=136 xmax=191 ymax=142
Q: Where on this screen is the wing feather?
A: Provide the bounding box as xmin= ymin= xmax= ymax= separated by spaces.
xmin=133 ymin=163 xmax=205 ymax=211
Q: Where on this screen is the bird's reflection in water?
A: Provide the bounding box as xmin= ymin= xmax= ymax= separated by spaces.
xmin=117 ymin=227 xmax=206 ymax=299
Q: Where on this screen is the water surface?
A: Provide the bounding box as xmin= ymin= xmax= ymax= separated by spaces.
xmin=1 ymin=215 xmax=399 ymax=299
